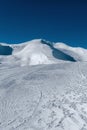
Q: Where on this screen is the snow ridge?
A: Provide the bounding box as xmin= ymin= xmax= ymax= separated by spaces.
xmin=0 ymin=39 xmax=87 ymax=66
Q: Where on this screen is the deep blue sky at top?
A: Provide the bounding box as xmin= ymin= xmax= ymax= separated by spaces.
xmin=0 ymin=0 xmax=87 ymax=48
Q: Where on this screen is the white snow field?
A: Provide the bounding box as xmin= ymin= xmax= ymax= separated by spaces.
xmin=0 ymin=39 xmax=87 ymax=130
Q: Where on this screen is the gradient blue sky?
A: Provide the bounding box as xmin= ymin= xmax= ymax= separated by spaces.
xmin=0 ymin=0 xmax=87 ymax=48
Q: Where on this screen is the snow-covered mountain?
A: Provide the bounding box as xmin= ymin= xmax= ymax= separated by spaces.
xmin=0 ymin=39 xmax=87 ymax=130
xmin=0 ymin=39 xmax=87 ymax=66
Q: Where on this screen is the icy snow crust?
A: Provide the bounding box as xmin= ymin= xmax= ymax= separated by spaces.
xmin=0 ymin=39 xmax=87 ymax=130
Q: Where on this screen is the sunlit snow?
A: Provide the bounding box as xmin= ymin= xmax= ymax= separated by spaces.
xmin=0 ymin=39 xmax=87 ymax=130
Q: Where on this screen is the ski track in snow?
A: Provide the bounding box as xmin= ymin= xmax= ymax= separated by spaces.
xmin=0 ymin=62 xmax=87 ymax=130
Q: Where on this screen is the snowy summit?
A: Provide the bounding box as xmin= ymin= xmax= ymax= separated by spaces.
xmin=0 ymin=39 xmax=87 ymax=66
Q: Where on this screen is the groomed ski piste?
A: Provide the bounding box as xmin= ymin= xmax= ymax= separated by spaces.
xmin=0 ymin=39 xmax=87 ymax=130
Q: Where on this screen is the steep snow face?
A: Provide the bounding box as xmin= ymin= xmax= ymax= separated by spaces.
xmin=0 ymin=39 xmax=87 ymax=66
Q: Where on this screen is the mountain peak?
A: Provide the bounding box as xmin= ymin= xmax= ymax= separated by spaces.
xmin=0 ymin=39 xmax=87 ymax=66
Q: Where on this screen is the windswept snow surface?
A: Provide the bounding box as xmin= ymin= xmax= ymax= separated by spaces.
xmin=0 ymin=39 xmax=87 ymax=130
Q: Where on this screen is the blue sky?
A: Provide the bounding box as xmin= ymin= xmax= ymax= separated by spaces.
xmin=0 ymin=0 xmax=87 ymax=48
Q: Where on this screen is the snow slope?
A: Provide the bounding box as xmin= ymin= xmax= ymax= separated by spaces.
xmin=0 ymin=62 xmax=87 ymax=130
xmin=1 ymin=39 xmax=87 ymax=66
xmin=54 ymin=42 xmax=87 ymax=61
xmin=0 ymin=39 xmax=87 ymax=130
